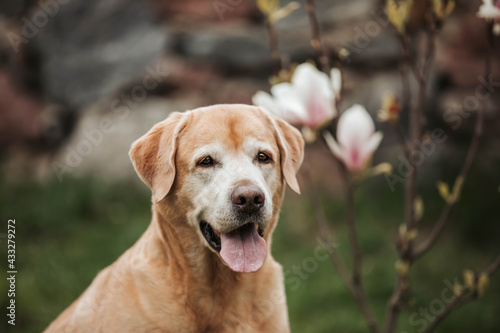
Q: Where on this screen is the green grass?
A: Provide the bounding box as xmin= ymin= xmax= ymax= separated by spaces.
xmin=0 ymin=173 xmax=498 ymax=333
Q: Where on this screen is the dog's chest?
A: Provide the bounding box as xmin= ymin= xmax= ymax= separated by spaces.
xmin=182 ymin=292 xmax=282 ymax=333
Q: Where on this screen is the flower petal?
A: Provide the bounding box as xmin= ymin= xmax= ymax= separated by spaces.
xmin=252 ymin=91 xmax=280 ymax=115
xmin=323 ymin=131 xmax=344 ymax=161
xmin=270 ymin=83 xmax=308 ymax=124
xmin=291 ymin=63 xmax=335 ymax=128
xmin=303 ymin=95 xmax=335 ymax=129
xmin=359 ymin=131 xmax=384 ymax=168
xmin=253 ymin=63 xmax=338 ymax=130
xmin=337 ymin=104 xmax=375 ymax=151
xmin=292 ymin=63 xmax=333 ymax=100
xmin=330 ymin=68 xmax=342 ymax=100
xmin=334 ymin=104 xmax=379 ymax=171
xmin=478 ymin=0 xmax=500 ymax=20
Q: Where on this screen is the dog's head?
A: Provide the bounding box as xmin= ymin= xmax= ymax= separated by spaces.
xmin=129 ymin=104 xmax=304 ymax=273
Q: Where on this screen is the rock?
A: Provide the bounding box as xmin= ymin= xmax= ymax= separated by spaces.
xmin=50 ymin=96 xmax=203 ymax=182
xmin=0 ymin=70 xmax=43 ymax=148
xmin=147 ymin=0 xmax=257 ymax=23
xmin=31 ymin=0 xmax=168 ymax=109
xmin=0 ymin=69 xmax=75 ymax=151
xmin=174 ymin=25 xmax=273 ymax=76
xmin=439 ymin=15 xmax=500 ymax=88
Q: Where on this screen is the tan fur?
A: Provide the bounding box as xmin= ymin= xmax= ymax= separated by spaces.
xmin=44 ymin=104 xmax=304 ymax=333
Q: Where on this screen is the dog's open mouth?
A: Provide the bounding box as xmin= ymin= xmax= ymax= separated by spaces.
xmin=200 ymin=221 xmax=266 ymax=273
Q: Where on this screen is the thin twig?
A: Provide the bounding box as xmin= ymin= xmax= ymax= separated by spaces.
xmin=385 ymin=24 xmax=438 ymax=333
xmin=412 ymin=21 xmax=492 ymax=260
xmin=396 ymin=31 xmax=427 ymax=238
xmin=422 ymin=290 xmax=467 ymax=333
xmin=305 ymin=0 xmax=330 ymax=74
xmin=384 ymin=275 xmax=409 ymax=333
xmin=265 ymin=19 xmax=282 ymax=76
xmin=422 ymin=31 xmax=437 ymax=85
xmin=342 ymin=171 xmax=362 ymax=286
xmin=422 ymin=254 xmax=500 ymax=333
xmin=339 ymin=154 xmax=380 ymax=333
xmin=398 ymin=34 xmax=424 ymax=83
xmin=302 ymin=163 xmax=332 ymax=245
xmin=400 ymin=61 xmax=412 ymax=108
xmin=485 ymin=255 xmax=500 ymax=275
xmin=405 ymin=37 xmax=429 ymax=233
xmin=389 ymin=55 xmax=412 ymax=161
xmin=392 ymin=120 xmax=411 ymax=158
xmin=301 ymin=163 xmax=353 ymax=293
xmin=308 ymin=139 xmax=380 ymax=333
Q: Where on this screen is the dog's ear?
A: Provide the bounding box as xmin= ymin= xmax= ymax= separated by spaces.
xmin=129 ymin=112 xmax=189 ymax=203
xmin=271 ymin=116 xmax=305 ymax=194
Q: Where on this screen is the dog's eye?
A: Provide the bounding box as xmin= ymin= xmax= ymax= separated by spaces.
xmin=197 ymin=156 xmax=214 ymax=167
xmin=257 ymin=152 xmax=272 ymax=163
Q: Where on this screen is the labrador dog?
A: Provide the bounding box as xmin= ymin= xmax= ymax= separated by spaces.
xmin=45 ymin=104 xmax=304 ymax=333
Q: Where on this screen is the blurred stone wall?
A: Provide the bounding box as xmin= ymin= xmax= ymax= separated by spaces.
xmin=0 ymin=0 xmax=498 ymax=182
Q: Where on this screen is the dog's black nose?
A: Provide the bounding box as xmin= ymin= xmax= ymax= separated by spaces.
xmin=231 ymin=185 xmax=265 ymax=213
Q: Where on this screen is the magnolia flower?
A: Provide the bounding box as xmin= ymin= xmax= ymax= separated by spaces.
xmin=478 ymin=0 xmax=500 ymax=20
xmin=324 ymin=104 xmax=383 ymax=171
xmin=252 ymin=63 xmax=341 ymax=131
xmin=478 ymin=0 xmax=500 ymax=34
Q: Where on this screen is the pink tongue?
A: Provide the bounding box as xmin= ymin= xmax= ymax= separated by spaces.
xmin=219 ymin=225 xmax=267 ymax=273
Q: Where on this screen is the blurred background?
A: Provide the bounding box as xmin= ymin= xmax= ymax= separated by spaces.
xmin=0 ymin=0 xmax=499 ymax=332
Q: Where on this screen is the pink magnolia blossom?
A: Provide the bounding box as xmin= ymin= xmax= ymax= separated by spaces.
xmin=252 ymin=63 xmax=341 ymax=130
xmin=478 ymin=0 xmax=500 ymax=34
xmin=325 ymin=104 xmax=383 ymax=171
xmin=478 ymin=0 xmax=500 ymax=20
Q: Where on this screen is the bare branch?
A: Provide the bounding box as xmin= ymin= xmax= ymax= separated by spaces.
xmin=486 ymin=255 xmax=500 ymax=275
xmin=392 ymin=120 xmax=411 ymax=158
xmin=305 ymin=0 xmax=330 ymax=74
xmin=412 ymin=21 xmax=492 ymax=260
xmin=303 ymin=166 xmax=353 ymax=290
xmin=393 ymin=61 xmax=412 ymax=158
xmin=305 ymin=139 xmax=380 ymax=333
xmin=264 ymin=19 xmax=282 ymax=76
xmin=384 ymin=276 xmax=408 ymax=333
xmin=385 ymin=21 xmax=439 ymax=333
xmin=422 ymin=254 xmax=500 ymax=333
xmin=342 ymin=167 xmax=380 ymax=333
